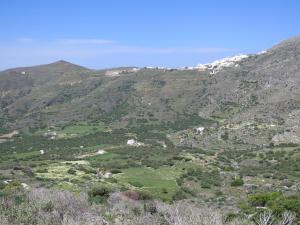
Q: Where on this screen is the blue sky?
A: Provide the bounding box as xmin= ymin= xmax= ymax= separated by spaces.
xmin=0 ymin=0 xmax=300 ymax=70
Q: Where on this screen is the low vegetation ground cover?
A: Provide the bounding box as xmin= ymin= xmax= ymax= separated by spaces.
xmin=0 ymin=121 xmax=300 ymax=224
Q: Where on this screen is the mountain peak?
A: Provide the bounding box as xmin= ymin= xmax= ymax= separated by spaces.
xmin=270 ymin=35 xmax=300 ymax=52
xmin=39 ymin=60 xmax=91 ymax=72
xmin=282 ymin=35 xmax=300 ymax=44
xmin=50 ymin=60 xmax=84 ymax=67
xmin=54 ymin=60 xmax=71 ymax=64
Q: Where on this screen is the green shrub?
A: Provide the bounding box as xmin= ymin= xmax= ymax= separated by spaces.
xmin=42 ymin=201 xmax=54 ymax=212
xmin=67 ymin=168 xmax=77 ymax=175
xmin=81 ymin=175 xmax=92 ymax=180
xmin=181 ymin=186 xmax=196 ymax=197
xmin=162 ymin=188 xmax=168 ymax=194
xmin=21 ymin=167 xmax=35 ymax=177
xmin=0 ymin=191 xmax=7 ymax=197
xmin=4 ymin=181 xmax=23 ymax=192
xmin=248 ymin=192 xmax=282 ymax=207
xmin=36 ymin=168 xmax=48 ymax=173
xmin=172 ymin=189 xmax=187 ymax=201
xmin=245 ymin=192 xmax=300 ymax=219
xmin=231 ymin=178 xmax=244 ymax=187
xmin=0 ymin=182 xmax=6 ymax=190
xmin=88 ymin=185 xmax=112 ymax=204
xmin=111 ymin=169 xmax=122 ymax=174
xmin=76 ymin=165 xmax=97 ymax=174
xmin=185 ymin=168 xmax=221 ymax=187
xmin=201 ymin=183 xmax=211 ymax=189
xmin=136 ymin=190 xmax=154 ymax=200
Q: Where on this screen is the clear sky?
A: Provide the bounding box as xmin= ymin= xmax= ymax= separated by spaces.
xmin=0 ymin=0 xmax=300 ymax=70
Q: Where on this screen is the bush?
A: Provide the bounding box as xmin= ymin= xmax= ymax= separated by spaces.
xmin=4 ymin=181 xmax=23 ymax=192
xmin=42 ymin=201 xmax=54 ymax=212
xmin=67 ymin=168 xmax=77 ymax=175
xmin=111 ymin=169 xmax=122 ymax=174
xmin=21 ymin=167 xmax=35 ymax=177
xmin=201 ymin=183 xmax=211 ymax=189
xmin=76 ymin=165 xmax=97 ymax=174
xmin=185 ymin=168 xmax=221 ymax=187
xmin=246 ymin=192 xmax=300 ymax=219
xmin=172 ymin=189 xmax=187 ymax=201
xmin=248 ymin=192 xmax=282 ymax=207
xmin=136 ymin=190 xmax=154 ymax=200
xmin=230 ymin=178 xmax=244 ymax=187
xmin=0 ymin=182 xmax=6 ymax=190
xmin=88 ymin=185 xmax=112 ymax=204
xmin=0 ymin=188 xmax=105 ymax=225
xmin=36 ymin=168 xmax=48 ymax=173
xmin=81 ymin=175 xmax=92 ymax=180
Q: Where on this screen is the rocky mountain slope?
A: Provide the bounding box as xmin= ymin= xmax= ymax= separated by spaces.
xmin=1 ymin=37 xmax=300 ymax=217
xmin=1 ymin=36 xmax=300 ymax=146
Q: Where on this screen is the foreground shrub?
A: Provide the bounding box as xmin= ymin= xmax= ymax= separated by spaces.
xmin=0 ymin=187 xmax=296 ymax=225
xmin=88 ymin=185 xmax=113 ymax=204
xmin=0 ymin=188 xmax=105 ymax=225
xmin=245 ymin=192 xmax=300 ymax=219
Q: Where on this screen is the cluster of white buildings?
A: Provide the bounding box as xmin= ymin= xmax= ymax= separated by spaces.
xmin=196 ymin=54 xmax=249 ymax=74
xmin=103 ymin=52 xmax=262 ymax=75
xmin=105 ymin=67 xmax=140 ymax=76
xmin=195 ymin=127 xmax=205 ymax=135
xmin=127 ymin=139 xmax=144 ymax=147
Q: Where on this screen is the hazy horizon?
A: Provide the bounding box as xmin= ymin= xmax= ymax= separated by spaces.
xmin=1 ymin=0 xmax=300 ymax=70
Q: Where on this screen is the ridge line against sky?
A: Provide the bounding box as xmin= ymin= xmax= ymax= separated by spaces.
xmin=0 ymin=0 xmax=300 ymax=70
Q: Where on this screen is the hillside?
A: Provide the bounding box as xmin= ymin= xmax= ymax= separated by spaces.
xmin=1 ymin=36 xmax=300 ymax=224
xmin=1 ymin=36 xmax=300 ymax=144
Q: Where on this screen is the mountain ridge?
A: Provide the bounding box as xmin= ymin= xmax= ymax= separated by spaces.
xmin=0 ymin=35 xmax=300 ymax=149
xmin=2 ymin=34 xmax=300 ymax=74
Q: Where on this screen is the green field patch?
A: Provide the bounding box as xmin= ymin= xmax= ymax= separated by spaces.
xmin=86 ymin=152 xmax=119 ymax=161
xmin=11 ymin=151 xmax=42 ymax=160
xmin=76 ymin=145 xmax=122 ymax=159
xmin=59 ymin=122 xmax=106 ymax=138
xmin=116 ymin=166 xmax=182 ymax=202
xmin=32 ymin=122 xmax=106 ymax=138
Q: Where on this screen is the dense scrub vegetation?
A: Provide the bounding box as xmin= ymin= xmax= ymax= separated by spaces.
xmin=0 ymin=184 xmax=297 ymax=225
xmin=0 ymin=119 xmax=300 ymax=224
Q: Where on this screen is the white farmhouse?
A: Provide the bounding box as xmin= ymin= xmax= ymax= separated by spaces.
xmin=127 ymin=139 xmax=144 ymax=147
xmin=97 ymin=150 xmax=106 ymax=155
xmin=127 ymin=139 xmax=136 ymax=145
xmin=195 ymin=127 xmax=205 ymax=135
